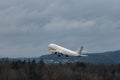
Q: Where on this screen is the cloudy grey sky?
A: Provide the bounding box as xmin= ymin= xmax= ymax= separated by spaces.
xmin=0 ymin=0 xmax=120 ymax=57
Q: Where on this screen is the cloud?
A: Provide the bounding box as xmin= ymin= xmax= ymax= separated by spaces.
xmin=42 ymin=18 xmax=96 ymax=31
xmin=0 ymin=0 xmax=120 ymax=57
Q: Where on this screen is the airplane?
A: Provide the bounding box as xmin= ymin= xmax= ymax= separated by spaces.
xmin=48 ymin=43 xmax=88 ymax=57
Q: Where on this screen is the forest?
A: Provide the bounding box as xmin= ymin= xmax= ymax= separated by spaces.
xmin=0 ymin=59 xmax=120 ymax=80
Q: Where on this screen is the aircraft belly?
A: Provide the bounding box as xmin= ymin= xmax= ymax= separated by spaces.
xmin=63 ymin=51 xmax=79 ymax=56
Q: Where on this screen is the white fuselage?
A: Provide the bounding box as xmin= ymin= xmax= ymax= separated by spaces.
xmin=48 ymin=44 xmax=80 ymax=56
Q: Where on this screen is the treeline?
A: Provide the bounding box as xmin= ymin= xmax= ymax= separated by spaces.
xmin=0 ymin=59 xmax=120 ymax=80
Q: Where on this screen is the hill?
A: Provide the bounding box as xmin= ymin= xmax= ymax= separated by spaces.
xmin=40 ymin=50 xmax=120 ymax=64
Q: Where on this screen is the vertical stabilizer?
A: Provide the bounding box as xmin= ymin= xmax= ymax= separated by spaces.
xmin=76 ymin=46 xmax=83 ymax=55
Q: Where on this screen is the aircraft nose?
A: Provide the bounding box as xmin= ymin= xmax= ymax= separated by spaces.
xmin=48 ymin=44 xmax=55 ymax=48
xmin=48 ymin=44 xmax=52 ymax=48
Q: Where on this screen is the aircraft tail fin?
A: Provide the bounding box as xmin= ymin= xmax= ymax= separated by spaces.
xmin=76 ymin=46 xmax=83 ymax=55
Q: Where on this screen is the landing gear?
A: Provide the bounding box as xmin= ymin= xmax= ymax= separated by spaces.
xmin=61 ymin=53 xmax=63 ymax=55
xmin=55 ymin=52 xmax=57 ymax=54
xmin=55 ymin=52 xmax=64 ymax=57
xmin=58 ymin=55 xmax=61 ymax=57
xmin=66 ymin=55 xmax=68 ymax=57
